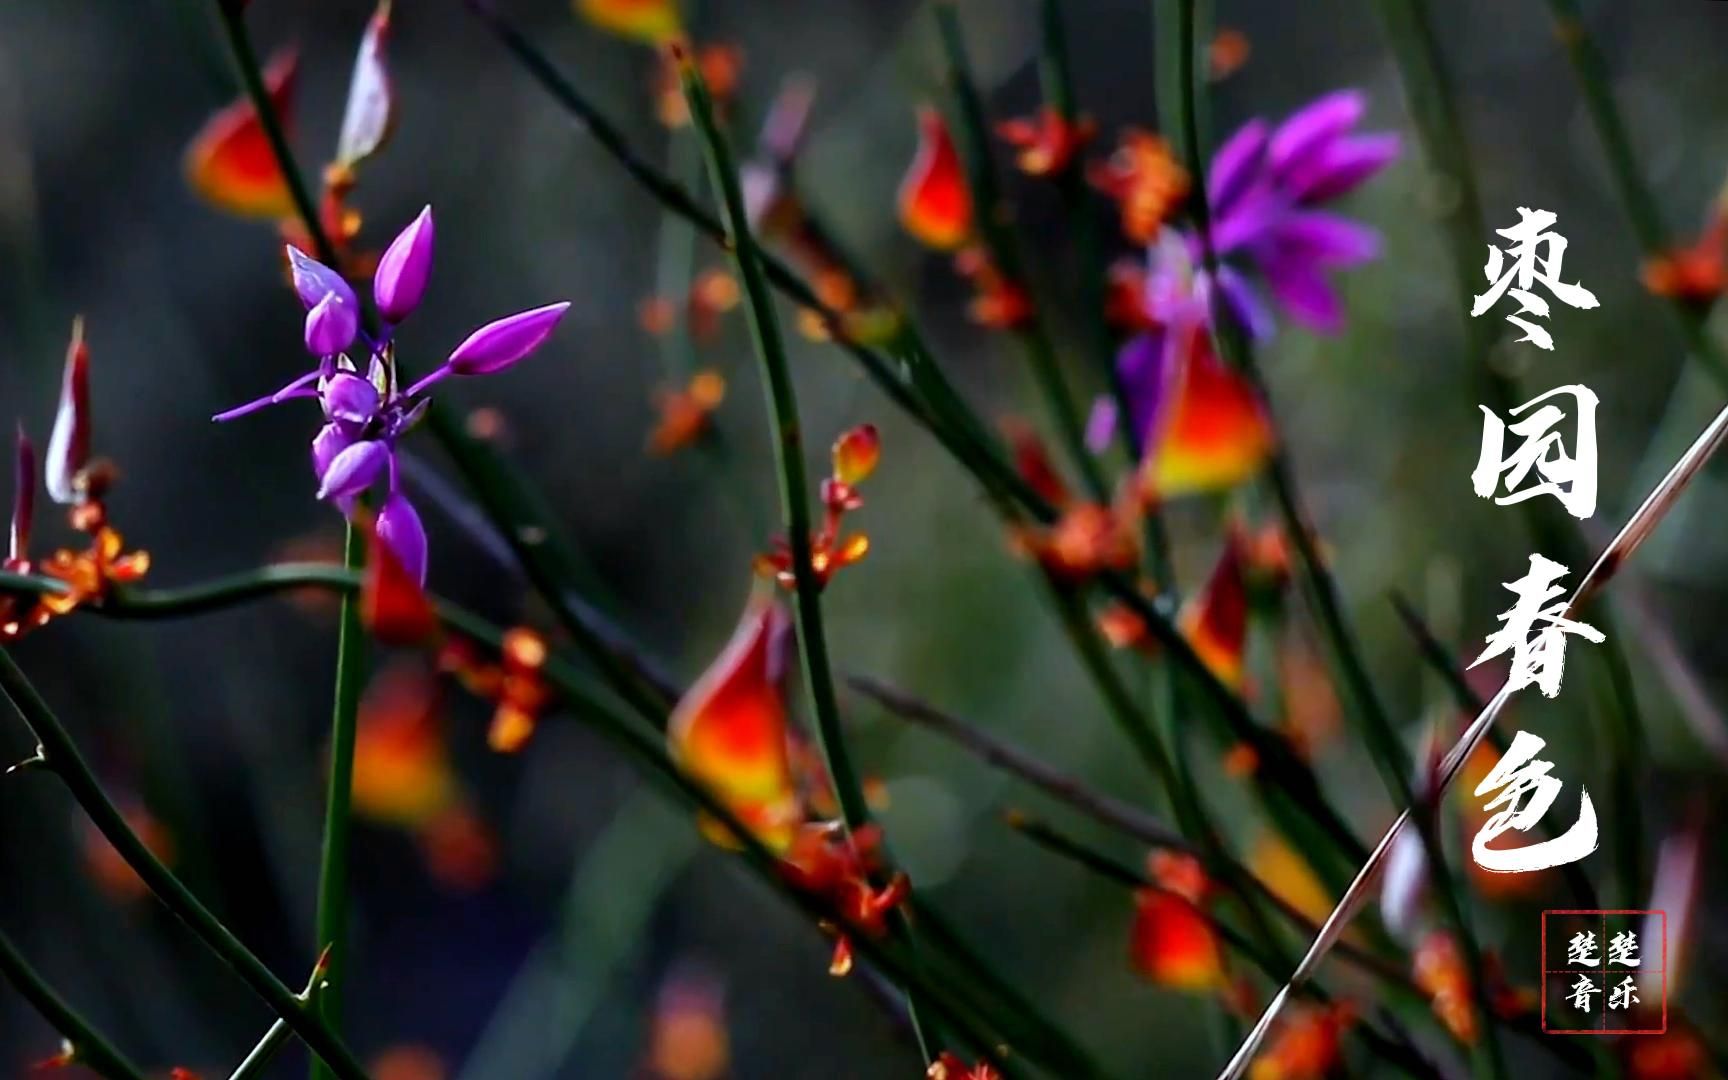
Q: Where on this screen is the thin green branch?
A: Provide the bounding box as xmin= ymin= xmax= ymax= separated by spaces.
xmin=931 ymin=0 xmax=1109 ymax=503
xmin=309 ymin=523 xmax=364 ymax=1080
xmin=0 ymin=649 xmax=373 ymax=1080
xmin=679 ymin=50 xmax=941 ymax=1063
xmin=1163 ymin=1 xmax=1504 ymax=1073
xmin=231 ymin=951 xmax=329 ymax=1080
xmin=0 ymin=927 xmax=145 ymax=1080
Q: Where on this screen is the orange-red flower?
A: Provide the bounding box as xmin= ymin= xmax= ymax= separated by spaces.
xmin=655 ymin=43 xmax=742 ymax=127
xmin=1003 ymin=421 xmax=1142 ymax=581
xmin=643 ymin=967 xmax=730 ymax=1080
xmin=1625 ymin=1020 xmax=1710 ymax=1080
xmin=1181 ymin=529 xmax=1250 ymax=688
xmin=1088 ymin=129 xmax=1189 ymax=244
xmin=439 ymin=628 xmax=553 ymax=753
xmin=668 ymin=592 xmax=801 ymax=852
xmin=361 ymin=515 xmax=437 ymax=645
xmin=1248 ymin=1002 xmax=1355 ymax=1080
xmin=368 ymin=1044 xmax=447 ymax=1080
xmin=755 ymin=426 xmax=878 ymax=591
xmin=927 ymin=1053 xmax=1002 ymax=1080
xmin=996 ymin=106 xmax=1096 ymax=178
xmin=1139 ymin=328 xmax=1275 ymax=500
xmin=83 ymin=805 xmax=173 ymax=904
xmin=1130 ymin=886 xmax=1227 ymax=990
xmin=185 ymin=51 xmax=299 ymax=220
xmin=899 ymin=107 xmax=973 ymax=251
xmin=1642 ymin=215 xmax=1727 ymax=305
xmin=352 ymin=663 xmax=456 ymax=827
xmin=781 ymin=822 xmax=908 ymax=976
xmin=1209 ymin=28 xmax=1252 ymax=81
xmin=953 ymin=246 xmax=1034 ymax=331
xmin=578 ymin=0 xmax=683 ymax=43
xmin=648 ymin=371 xmax=727 ymax=455
xmin=1248 ymin=833 xmax=1332 ymax=926
xmin=1413 ymin=930 xmax=1478 ymax=1044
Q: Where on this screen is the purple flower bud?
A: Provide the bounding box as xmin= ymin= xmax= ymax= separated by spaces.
xmin=375 ymin=491 xmax=428 ymax=585
xmin=286 ymin=246 xmax=359 ymax=313
xmin=316 ymin=438 xmax=389 ymax=503
xmin=374 ymin=206 xmax=435 ymax=324
xmin=445 ymin=302 xmax=570 ymax=376
xmin=11 ymin=424 xmax=34 ymax=565
xmin=305 ymin=292 xmax=358 ymax=357
xmin=311 ymin=423 xmax=355 ymax=482
xmin=321 ymin=372 xmax=380 ymax=427
xmin=45 ymin=318 xmax=90 ymax=506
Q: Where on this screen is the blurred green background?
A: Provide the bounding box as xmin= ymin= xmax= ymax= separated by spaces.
xmin=1 ymin=0 xmax=1726 ymax=1075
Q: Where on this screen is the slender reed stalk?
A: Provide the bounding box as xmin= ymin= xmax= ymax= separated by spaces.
xmin=931 ymin=0 xmax=1108 ymax=503
xmin=230 ymin=951 xmax=329 ymax=1080
xmin=1219 ymin=394 xmax=1728 ymax=1078
xmin=675 ymin=49 xmax=940 ymax=1063
xmin=0 ymin=649 xmax=373 ymax=1080
xmin=309 ymin=523 xmax=364 ymax=1080
xmin=0 ymin=927 xmax=145 ymax=1080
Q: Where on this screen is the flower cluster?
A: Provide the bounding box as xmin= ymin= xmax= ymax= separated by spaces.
xmin=215 ymin=206 xmax=570 ymax=583
xmin=754 ymin=424 xmax=878 ymax=590
xmin=781 ymin=822 xmax=909 ymax=977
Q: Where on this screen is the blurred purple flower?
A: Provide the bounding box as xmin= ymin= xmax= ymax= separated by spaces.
xmin=215 ymin=207 xmax=569 ymax=583
xmin=1203 ymin=89 xmax=1400 ymax=335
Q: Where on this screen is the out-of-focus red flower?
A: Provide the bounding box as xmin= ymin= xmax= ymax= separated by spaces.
xmin=668 ymin=592 xmax=801 ymax=852
xmin=1248 ymin=833 xmax=1332 ymax=926
xmin=688 ymin=269 xmax=741 ymax=342
xmin=361 ymin=515 xmax=437 ymax=645
xmin=643 ymin=966 xmax=730 ymax=1080
xmin=439 ymin=628 xmax=552 ymax=754
xmin=655 ymin=43 xmax=742 ymax=127
xmin=781 ymin=822 xmax=908 ymax=976
xmin=648 ymin=371 xmax=727 ymax=456
xmin=352 ymin=663 xmax=455 ymax=827
xmin=369 ymin=1044 xmax=446 ymax=1080
xmin=1181 ymin=529 xmax=1250 ymax=688
xmin=1625 ymin=1019 xmax=1710 ymax=1080
xmin=996 ymin=106 xmax=1096 ymax=178
xmin=1247 ymin=1002 xmax=1355 ymax=1080
xmin=1088 ymin=129 xmax=1188 ymax=243
xmin=1104 ymin=260 xmax=1156 ymax=332
xmin=1413 ymin=930 xmax=1478 ymax=1044
xmin=418 ymin=804 xmax=499 ymax=892
xmin=1209 ymin=28 xmax=1252 ymax=81
xmin=578 ymin=0 xmax=682 ymax=43
xmin=953 ymin=246 xmax=1034 ymax=331
xmin=84 ymin=805 xmax=173 ymax=904
xmin=1642 ymin=215 xmax=1727 ymax=305
xmin=185 ymin=51 xmax=299 ymax=220
xmin=927 ymin=1053 xmax=1002 ymax=1080
xmin=1139 ymin=329 xmax=1275 ymax=500
xmin=899 ymin=107 xmax=973 ymax=251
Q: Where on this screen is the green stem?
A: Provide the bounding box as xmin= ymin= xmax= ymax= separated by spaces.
xmin=309 ymin=522 xmax=365 ymax=1080
xmin=932 ymin=1 xmax=1109 ymax=503
xmin=1165 ymin=0 xmax=1505 ymax=1074
xmin=0 ymin=649 xmax=372 ymax=1080
xmin=0 ymin=927 xmax=145 ymax=1080
xmin=677 ymin=52 xmax=940 ymax=1064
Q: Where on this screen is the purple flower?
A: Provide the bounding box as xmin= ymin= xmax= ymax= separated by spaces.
xmin=374 ymin=206 xmax=434 ymax=324
xmin=216 ymin=208 xmax=569 ymax=582
xmin=1203 ymin=89 xmax=1399 ymax=335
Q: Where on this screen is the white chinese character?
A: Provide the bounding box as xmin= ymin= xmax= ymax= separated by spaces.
xmin=1608 ymin=931 xmax=1641 ymax=968
xmin=1608 ymin=975 xmax=1639 ymax=1010
xmin=1471 ymin=553 xmax=1605 ymax=698
xmin=1472 ymin=207 xmax=1599 ymax=350
xmin=1472 ymin=730 xmax=1598 ymax=873
xmin=1473 ymin=385 xmax=1599 ymax=519
xmin=1568 ymin=973 xmax=1600 ymax=1011
xmin=1567 ymin=930 xmax=1599 ymax=966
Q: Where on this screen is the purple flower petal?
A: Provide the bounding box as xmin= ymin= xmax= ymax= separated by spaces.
xmin=1268 ymin=89 xmax=1365 ymax=179
xmin=1114 ymin=330 xmax=1171 ymax=449
xmin=286 ymin=246 xmax=359 ymax=313
xmin=1209 ymin=181 xmax=1284 ymax=255
xmin=374 ymin=205 xmax=435 ymax=324
xmin=1084 ymin=397 xmax=1119 ymax=453
xmin=316 ymin=438 xmax=389 ymax=502
xmin=1206 ymin=118 xmax=1269 ymax=220
xmin=321 ymin=372 xmax=380 ymax=427
xmin=311 ymin=423 xmax=357 ymax=483
xmin=1209 ymin=265 xmax=1276 ymax=342
xmin=304 ymin=292 xmax=358 ymax=357
xmin=1264 ymin=258 xmax=1346 ymax=333
xmin=1266 ymin=211 xmax=1381 ymax=267
xmin=445 ymin=301 xmax=571 ymax=376
xmin=375 ymin=491 xmax=428 ymax=585
xmin=1287 ymin=133 xmax=1401 ymax=204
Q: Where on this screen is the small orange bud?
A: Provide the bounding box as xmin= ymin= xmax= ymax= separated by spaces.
xmin=832 ymin=424 xmax=880 ymax=486
xmin=1088 ymin=128 xmax=1188 ymax=244
xmin=996 ymin=106 xmax=1096 ymax=178
xmin=576 ymin=0 xmax=682 ymax=44
xmin=1130 ymin=888 xmax=1227 ymax=990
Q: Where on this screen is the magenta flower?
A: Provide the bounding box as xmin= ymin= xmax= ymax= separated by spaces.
xmin=1202 ymin=89 xmax=1400 ymax=335
xmin=215 ymin=207 xmax=570 ymax=583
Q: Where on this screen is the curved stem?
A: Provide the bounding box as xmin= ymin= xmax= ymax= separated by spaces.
xmin=0 ymin=927 xmax=145 ymax=1080
xmin=677 ymin=51 xmax=942 ymax=1064
xmin=0 ymin=648 xmax=372 ymax=1080
xmin=310 ymin=522 xmax=365 ymax=1080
